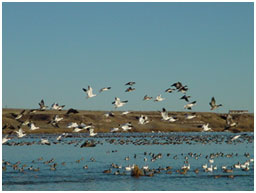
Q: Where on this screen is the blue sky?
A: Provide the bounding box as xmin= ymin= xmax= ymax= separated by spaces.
xmin=2 ymin=2 xmax=254 ymax=113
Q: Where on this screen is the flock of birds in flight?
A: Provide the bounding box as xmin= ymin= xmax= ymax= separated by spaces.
xmin=3 ymin=81 xmax=240 ymax=145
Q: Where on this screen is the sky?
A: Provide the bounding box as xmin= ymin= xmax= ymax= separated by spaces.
xmin=2 ymin=2 xmax=254 ymax=113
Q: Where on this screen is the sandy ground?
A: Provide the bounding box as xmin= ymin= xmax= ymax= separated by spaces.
xmin=2 ymin=108 xmax=254 ymax=134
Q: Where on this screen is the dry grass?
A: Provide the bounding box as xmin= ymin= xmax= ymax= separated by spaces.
xmin=2 ymin=108 xmax=254 ymax=134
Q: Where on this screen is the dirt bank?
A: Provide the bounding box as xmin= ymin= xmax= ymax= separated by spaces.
xmin=2 ymin=108 xmax=254 ymax=134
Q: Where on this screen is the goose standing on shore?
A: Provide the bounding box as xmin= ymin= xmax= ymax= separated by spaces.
xmin=209 ymin=97 xmax=222 ymax=110
xmin=82 ymin=86 xmax=96 ymax=98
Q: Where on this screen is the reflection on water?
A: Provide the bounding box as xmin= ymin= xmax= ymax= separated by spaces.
xmin=2 ymin=132 xmax=254 ymax=191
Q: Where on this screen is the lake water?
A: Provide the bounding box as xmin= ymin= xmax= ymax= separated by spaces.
xmin=2 ymin=132 xmax=254 ymax=191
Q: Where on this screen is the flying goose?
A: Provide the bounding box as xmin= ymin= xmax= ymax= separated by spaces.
xmin=88 ymin=128 xmax=97 ymax=136
xmin=137 ymin=115 xmax=149 ymax=125
xmin=121 ymin=111 xmax=130 ymax=115
xmin=165 ymin=88 xmax=175 ymax=93
xmin=171 ymin=82 xmax=183 ymax=90
xmin=28 ymin=122 xmax=40 ymax=130
xmin=104 ymin=112 xmax=115 ymax=117
xmin=56 ymin=133 xmax=67 ymax=141
xmin=160 ymin=108 xmax=178 ymax=122
xmin=10 ymin=109 xmax=26 ymax=120
xmin=184 ymin=101 xmax=197 ymax=110
xmin=48 ymin=115 xmax=63 ymax=128
xmin=125 ymin=81 xmax=136 ymax=86
xmin=143 ymin=95 xmax=152 ymax=101
xmin=99 ymin=87 xmax=111 ymax=93
xmin=154 ymin=94 xmax=165 ymax=102
xmin=2 ymin=135 xmax=10 ymax=144
xmin=79 ymin=123 xmax=93 ymax=130
xmin=51 ymin=103 xmax=65 ymax=111
xmin=41 ymin=138 xmax=51 ymax=145
xmin=180 ymin=95 xmax=191 ymax=102
xmin=112 ymin=97 xmax=128 ymax=108
xmin=177 ymin=85 xmax=188 ymax=93
xmin=110 ymin=127 xmax=119 ymax=133
xmin=15 ymin=127 xmax=26 ymax=138
xmin=209 ymin=97 xmax=222 ymax=110
xmin=82 ymin=86 xmax=96 ymax=98
xmin=125 ymin=87 xmax=135 ymax=92
xmin=67 ymin=122 xmax=79 ymax=128
xmin=201 ymin=123 xmax=213 ymax=132
xmin=231 ymin=135 xmax=241 ymax=141
xmin=185 ymin=113 xmax=196 ymax=120
xmin=39 ymin=99 xmax=48 ymax=111
xmin=120 ymin=122 xmax=133 ymax=131
xmin=66 ymin=108 xmax=79 ymax=114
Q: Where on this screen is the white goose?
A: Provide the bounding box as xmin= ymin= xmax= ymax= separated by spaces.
xmin=67 ymin=122 xmax=79 ymax=128
xmin=89 ymin=128 xmax=97 ymax=136
xmin=110 ymin=127 xmax=119 ymax=133
xmin=184 ymin=101 xmax=197 ymax=110
xmin=138 ymin=115 xmax=149 ymax=125
xmin=15 ymin=127 xmax=26 ymax=138
xmin=161 ymin=108 xmax=177 ymax=122
xmin=82 ymin=86 xmax=96 ymax=98
xmin=202 ymin=123 xmax=213 ymax=132
xmin=121 ymin=122 xmax=132 ymax=131
xmin=112 ymin=97 xmax=128 ymax=108
xmin=154 ymin=94 xmax=165 ymax=102
xmin=51 ymin=103 xmax=65 ymax=110
xmin=28 ymin=122 xmax=40 ymax=130
xmin=2 ymin=135 xmax=10 ymax=144
xmin=41 ymin=138 xmax=50 ymax=145
xmin=185 ymin=113 xmax=196 ymax=120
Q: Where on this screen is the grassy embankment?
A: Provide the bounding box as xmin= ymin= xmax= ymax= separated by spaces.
xmin=2 ymin=108 xmax=254 ymax=134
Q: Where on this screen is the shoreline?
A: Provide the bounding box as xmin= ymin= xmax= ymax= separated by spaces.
xmin=2 ymin=108 xmax=254 ymax=134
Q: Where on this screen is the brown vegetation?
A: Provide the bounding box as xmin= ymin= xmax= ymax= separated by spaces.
xmin=2 ymin=108 xmax=254 ymax=134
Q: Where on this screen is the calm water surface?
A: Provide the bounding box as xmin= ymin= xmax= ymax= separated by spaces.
xmin=2 ymin=132 xmax=254 ymax=191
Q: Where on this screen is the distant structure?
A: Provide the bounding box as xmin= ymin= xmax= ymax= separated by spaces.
xmin=229 ymin=110 xmax=248 ymax=114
